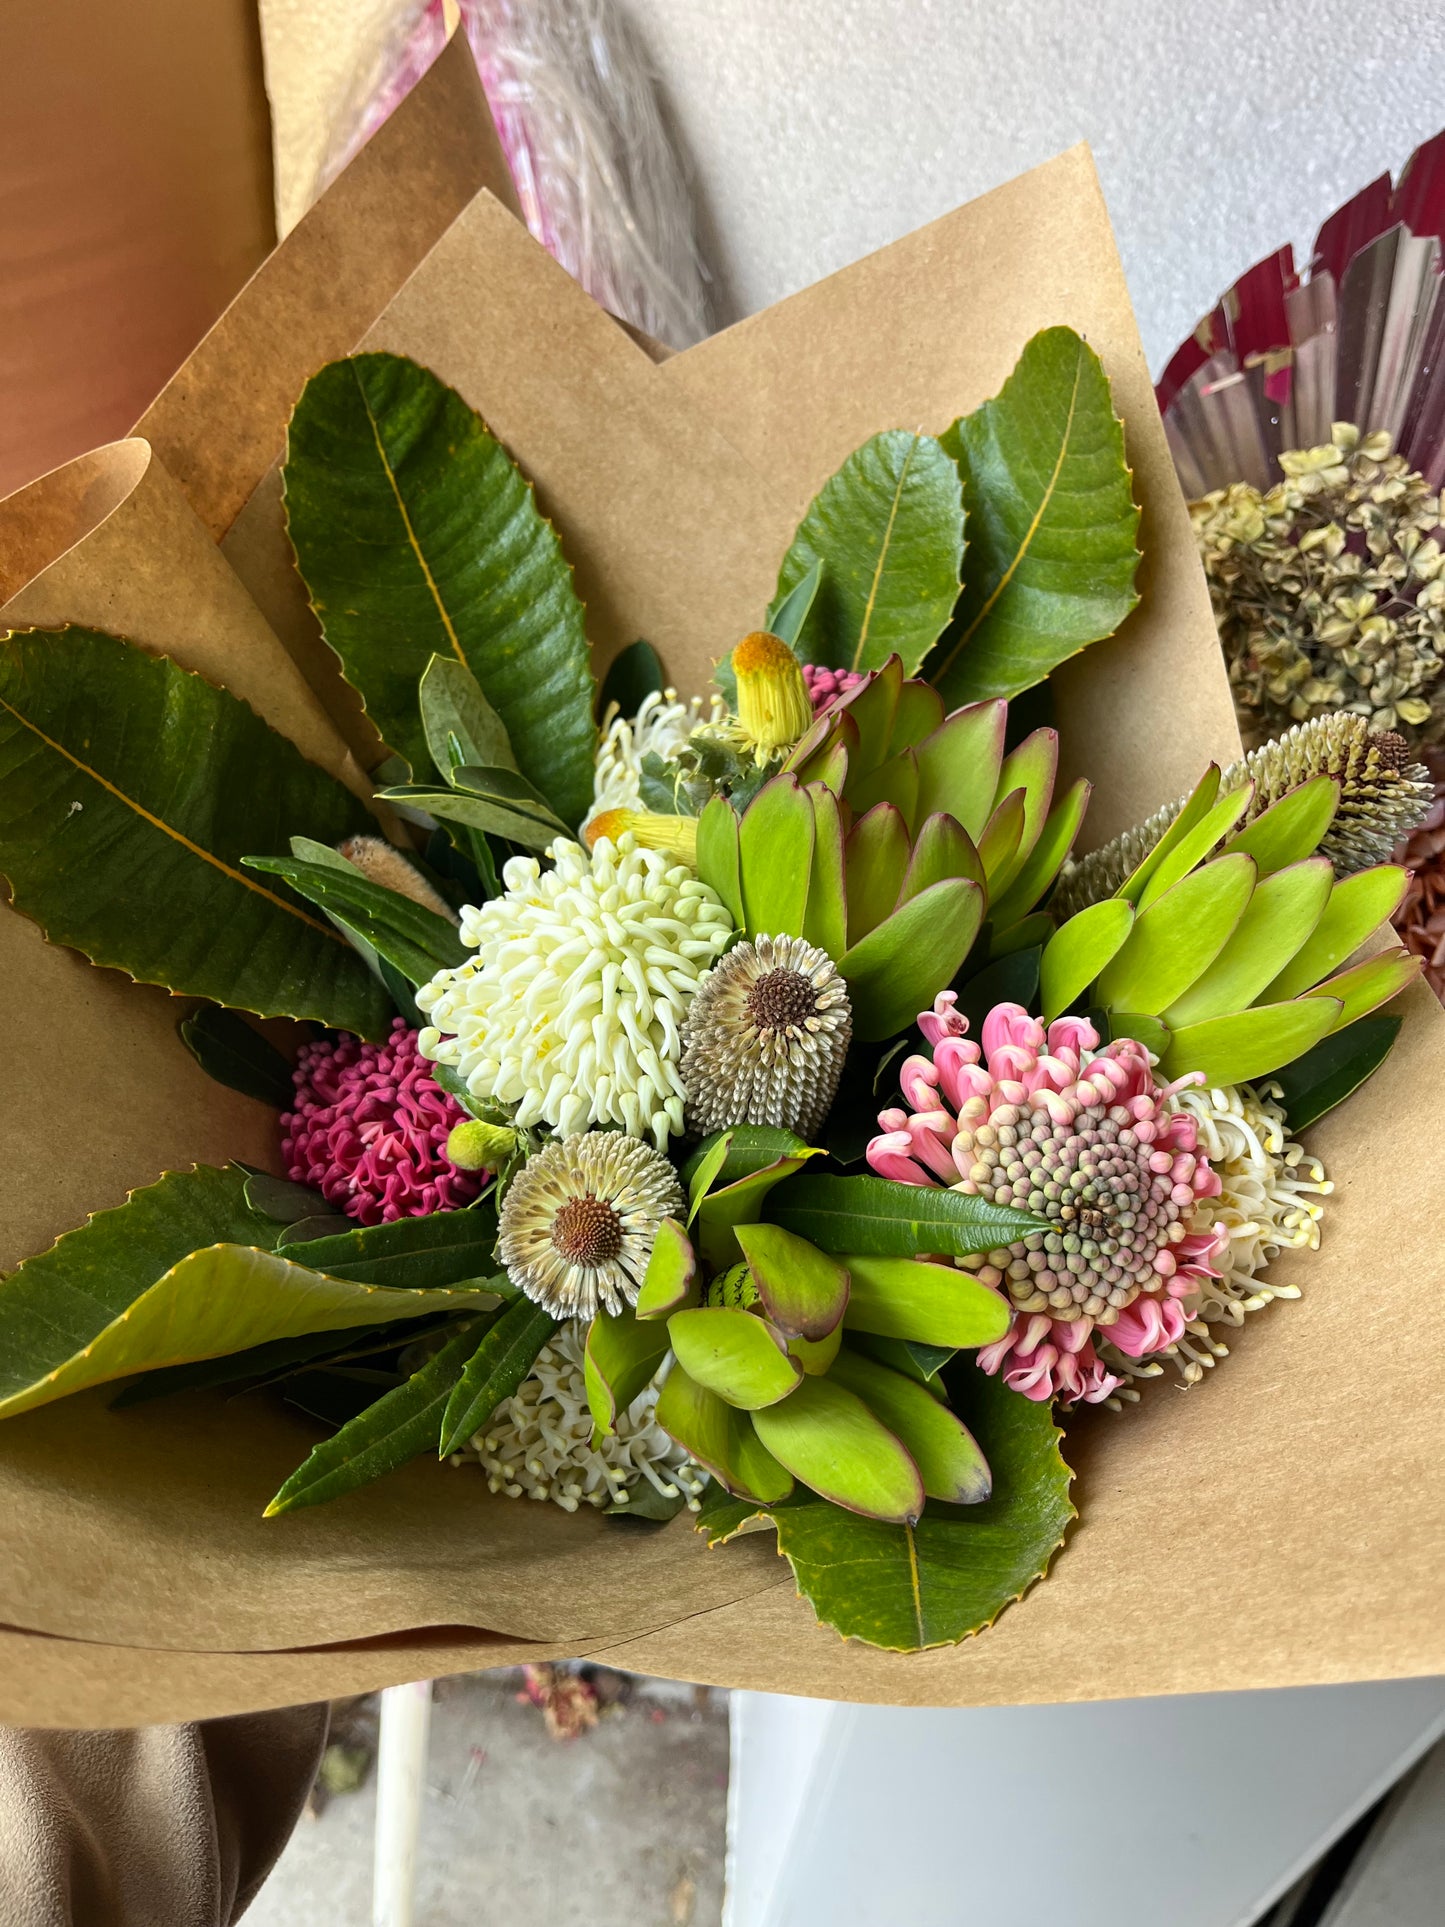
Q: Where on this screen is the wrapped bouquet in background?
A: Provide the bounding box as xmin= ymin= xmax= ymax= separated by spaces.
xmin=1158 ymin=129 xmax=1445 ymax=997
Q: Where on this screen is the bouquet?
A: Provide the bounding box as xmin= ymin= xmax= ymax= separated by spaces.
xmin=3 ymin=37 xmax=1443 ymax=1714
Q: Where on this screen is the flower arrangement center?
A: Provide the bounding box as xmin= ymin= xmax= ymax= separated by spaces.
xmin=550 ymin=1193 xmax=626 ymax=1268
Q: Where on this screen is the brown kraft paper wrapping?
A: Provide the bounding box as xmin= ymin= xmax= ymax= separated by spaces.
xmin=0 ymin=88 xmax=1441 ymax=1719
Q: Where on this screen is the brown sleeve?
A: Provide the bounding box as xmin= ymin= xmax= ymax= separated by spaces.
xmin=0 ymin=1705 xmax=329 ymax=1926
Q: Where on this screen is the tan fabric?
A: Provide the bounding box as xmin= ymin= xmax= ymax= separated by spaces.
xmin=0 ymin=1707 xmax=328 ymax=1926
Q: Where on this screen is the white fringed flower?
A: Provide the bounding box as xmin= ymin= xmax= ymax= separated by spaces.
xmin=583 ymin=687 xmax=725 ymax=828
xmin=497 ymin=1131 xmax=684 ymax=1317
xmin=416 ymin=835 xmax=733 ymax=1147
xmin=1098 ymin=1079 xmax=1332 ymax=1396
xmin=462 ymin=1321 xmax=704 ymax=1515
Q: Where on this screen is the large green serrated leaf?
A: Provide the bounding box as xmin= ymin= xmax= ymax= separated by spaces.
xmin=929 ymin=328 xmax=1141 ymax=703
xmin=766 ymin=1174 xmax=1045 ymax=1256
xmin=266 ymin=1319 xmax=488 ymax=1516
xmin=0 ymin=628 xmax=388 ymax=1034
xmin=0 ymin=1212 xmax=495 ymax=1422
xmin=771 ymin=431 xmax=965 ymax=676
xmin=282 ymin=352 xmax=596 ymax=826
xmin=697 ymin=1369 xmax=1074 ymax=1650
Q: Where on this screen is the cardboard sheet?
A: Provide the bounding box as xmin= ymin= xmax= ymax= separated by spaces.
xmin=1 ymin=42 xmax=1441 ymax=1721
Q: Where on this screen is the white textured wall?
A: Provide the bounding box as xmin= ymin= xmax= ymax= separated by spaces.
xmin=625 ymin=0 xmax=1445 ymax=371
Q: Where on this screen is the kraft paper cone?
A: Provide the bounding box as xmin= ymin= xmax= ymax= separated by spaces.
xmin=2 ymin=103 xmax=1443 ymax=1722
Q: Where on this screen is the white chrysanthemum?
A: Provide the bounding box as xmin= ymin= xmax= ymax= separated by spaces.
xmin=1099 ymin=1079 xmax=1332 ymax=1395
xmin=497 ymin=1131 xmax=684 ymax=1317
xmin=460 ymin=1321 xmax=704 ymax=1515
xmin=583 ymin=688 xmax=726 ymax=828
xmin=416 ymin=834 xmax=734 ymax=1147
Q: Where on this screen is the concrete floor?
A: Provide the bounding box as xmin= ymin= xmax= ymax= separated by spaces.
xmin=247 ymin=1672 xmax=729 ymax=1926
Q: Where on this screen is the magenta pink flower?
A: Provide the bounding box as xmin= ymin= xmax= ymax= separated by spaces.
xmin=867 ymin=997 xmax=1225 ymax=1407
xmin=282 ymin=1019 xmax=485 ymax=1226
xmin=801 ymin=662 xmax=866 ymax=714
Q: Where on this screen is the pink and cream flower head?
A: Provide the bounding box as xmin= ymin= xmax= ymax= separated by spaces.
xmin=868 ymin=997 xmax=1225 ymax=1407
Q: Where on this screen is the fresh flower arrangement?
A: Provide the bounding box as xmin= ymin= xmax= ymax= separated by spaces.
xmin=0 ymin=315 xmax=1429 ymax=1657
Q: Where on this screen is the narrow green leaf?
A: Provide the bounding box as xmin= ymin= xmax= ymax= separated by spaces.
xmin=739 ymin=774 xmax=815 ymax=939
xmin=279 ymin=1205 xmax=504 ymax=1290
xmin=914 ymin=700 xmax=1006 ymax=839
xmin=584 ymin=1305 xmax=669 ymax=1437
xmin=243 ymin=853 xmax=467 ymax=984
xmin=686 ymin=1134 xmax=735 ymax=1225
xmin=840 ymin=878 xmax=985 ymax=1039
xmin=976 ymin=789 xmax=1026 ymax=890
xmin=1135 ymin=783 xmax=1255 ymax=910
xmin=1163 ymin=859 xmax=1333 ymax=1027
xmin=110 ymin=1320 xmax=413 ymax=1409
xmin=438 ymin=1297 xmax=559 ymax=1456
xmin=266 ymin=1320 xmax=485 ymax=1516
xmin=734 ymin=1222 xmax=850 ymax=1340
xmin=1159 ymin=998 xmax=1342 ymax=1086
xmin=683 ymin=1127 xmax=812 ymax=1193
xmin=988 ymin=777 xmax=1090 ymax=931
xmin=803 ymin=785 xmax=848 ymax=959
xmin=1095 ymin=854 xmax=1256 ymax=1015
xmin=0 ymin=628 xmax=388 ymax=1035
xmin=987 ymin=730 xmax=1058 ymax=897
xmin=598 ymin=640 xmax=664 ymax=722
xmin=751 ymin=1377 xmax=924 ymax=1523
xmin=1108 ymin=1012 xmax=1171 ymax=1057
xmin=0 ymin=1229 xmax=494 ymax=1422
xmin=841 ymin=1254 xmax=1012 ymax=1348
xmin=699 ymin=1369 xmax=1074 ymax=1651
xmin=1114 ymin=766 xmax=1222 ymax=905
xmin=847 ymin=746 xmax=920 ymax=832
xmin=766 ymin=559 xmax=824 ymax=649
xmin=696 ymin=794 xmax=744 ymax=928
xmin=1041 ymin=898 xmax=1135 ymax=1020
xmin=655 ymin=1368 xmax=794 ymax=1503
xmin=1261 ymin=866 xmax=1410 ymax=1002
xmin=772 ymin=432 xmax=965 ymax=675
xmin=180 ymin=1007 xmax=295 ymax=1109
xmin=1221 ymin=775 xmax=1339 ymax=878
xmin=844 ymin=802 xmax=912 ymax=947
xmin=1269 ymin=1014 xmax=1404 ymax=1132
xmin=930 ymin=328 xmax=1141 ymax=703
xmin=896 ymin=812 xmax=986 ymax=909
xmin=377 ymin=784 xmax=563 ymax=852
xmin=767 ymin=1174 xmax=1045 ymax=1259
xmin=833 ymin=661 xmax=902 ymax=778
xmin=666 ymin=1307 xmax=803 ymax=1410
xmin=989 ymin=914 xmax=1052 ymax=961
xmin=888 ymin=680 xmax=945 ymax=753
xmin=283 ymin=352 xmax=595 ymax=825
xmin=418 ymin=655 xmax=517 ymax=779
xmin=827 ymin=1347 xmax=990 ymax=1504
xmin=1303 ymin=949 xmax=1422 ymax=1029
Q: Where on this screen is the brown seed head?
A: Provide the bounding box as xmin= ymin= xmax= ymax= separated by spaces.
xmin=550 ymin=1195 xmax=625 ymax=1267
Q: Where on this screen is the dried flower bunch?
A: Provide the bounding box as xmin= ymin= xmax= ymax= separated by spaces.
xmin=0 ymin=333 xmax=1420 ymax=1654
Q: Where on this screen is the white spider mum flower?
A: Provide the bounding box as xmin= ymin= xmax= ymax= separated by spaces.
xmin=416 ymin=834 xmax=734 ymax=1147
xmin=1099 ymin=1078 xmax=1332 ymax=1395
xmin=496 ymin=1131 xmax=684 ymax=1317
xmin=463 ymin=1321 xmax=704 ymax=1515
xmin=584 ymin=687 xmax=726 ymax=828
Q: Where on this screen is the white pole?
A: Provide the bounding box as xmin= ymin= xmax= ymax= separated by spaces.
xmin=372 ymin=1680 xmax=433 ymax=1927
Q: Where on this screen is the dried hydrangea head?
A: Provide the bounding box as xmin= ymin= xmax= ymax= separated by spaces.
xmin=497 ymin=1131 xmax=684 ymax=1318
xmin=463 ymin=1320 xmax=703 ymax=1514
xmin=416 ymin=834 xmax=733 ymax=1148
xmin=681 ymin=934 xmax=852 ymax=1139
xmin=868 ymin=996 xmax=1225 ymax=1406
xmin=1098 ymin=1079 xmax=1332 ymax=1399
xmin=1192 ymin=423 xmax=1445 ymax=744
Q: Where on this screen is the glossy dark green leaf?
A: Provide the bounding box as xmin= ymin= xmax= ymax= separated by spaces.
xmin=682 ymin=1127 xmax=812 ymax=1194
xmin=767 ymin=1173 xmax=1045 ymax=1257
xmin=109 ymin=1321 xmax=403 ymax=1408
xmin=1268 ymin=1013 xmax=1404 ymax=1132
xmin=0 ymin=627 xmax=388 ymax=1034
xmin=696 ymin=1368 xmax=1074 ymax=1650
xmin=180 ymin=1008 xmax=295 ymax=1109
xmin=766 ymin=559 xmax=824 ymax=649
xmin=243 ymin=852 xmax=467 ymax=985
xmin=929 ymin=328 xmax=1140 ymax=703
xmin=438 ymin=1297 xmax=559 ymax=1456
xmin=772 ymin=432 xmax=965 ymax=675
xmin=266 ymin=1320 xmax=487 ymax=1515
xmin=281 ymin=1206 xmax=503 ymax=1290
xmin=951 ymin=945 xmax=1042 ymax=1035
xmin=240 ymin=1170 xmax=330 ymax=1224
xmin=840 ymin=877 xmax=986 ymax=1039
xmin=418 ymin=655 xmax=517 ymax=779
xmin=282 ymin=352 xmax=595 ymax=826
xmin=275 ymin=1214 xmax=362 ymax=1247
xmin=598 ymin=639 xmax=665 ymax=721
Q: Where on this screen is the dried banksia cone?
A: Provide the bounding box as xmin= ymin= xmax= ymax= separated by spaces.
xmin=1055 ymin=714 xmax=1434 ymax=914
xmin=681 ymin=934 xmax=851 ymax=1139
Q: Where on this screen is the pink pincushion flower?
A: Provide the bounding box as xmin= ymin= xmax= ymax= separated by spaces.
xmin=868 ymin=996 xmax=1225 ymax=1407
xmin=282 ymin=1019 xmax=485 ymax=1226
xmin=801 ymin=662 xmax=866 ymax=714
